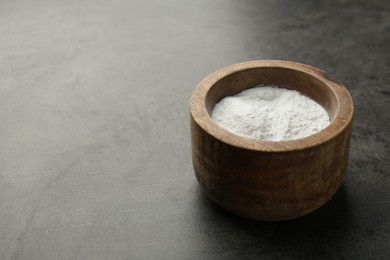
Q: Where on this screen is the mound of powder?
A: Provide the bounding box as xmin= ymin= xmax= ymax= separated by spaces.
xmin=211 ymin=85 xmax=330 ymax=141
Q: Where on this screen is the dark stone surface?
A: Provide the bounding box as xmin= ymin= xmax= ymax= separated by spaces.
xmin=0 ymin=0 xmax=389 ymax=259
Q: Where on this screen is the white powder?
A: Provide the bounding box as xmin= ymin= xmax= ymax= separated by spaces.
xmin=211 ymin=85 xmax=330 ymax=141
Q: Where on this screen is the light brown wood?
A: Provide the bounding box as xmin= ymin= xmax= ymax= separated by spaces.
xmin=190 ymin=60 xmax=353 ymax=221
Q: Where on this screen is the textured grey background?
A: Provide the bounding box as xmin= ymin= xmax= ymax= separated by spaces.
xmin=0 ymin=0 xmax=389 ymax=259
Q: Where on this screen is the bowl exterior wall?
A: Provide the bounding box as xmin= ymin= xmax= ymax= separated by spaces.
xmin=191 ymin=114 xmax=352 ymax=221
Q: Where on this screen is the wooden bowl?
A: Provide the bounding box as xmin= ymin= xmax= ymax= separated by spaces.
xmin=190 ymin=60 xmax=353 ymax=221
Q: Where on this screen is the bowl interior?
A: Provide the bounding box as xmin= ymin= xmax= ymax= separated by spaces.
xmin=205 ymin=67 xmax=339 ymax=121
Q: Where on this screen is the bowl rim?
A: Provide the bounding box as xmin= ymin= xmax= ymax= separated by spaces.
xmin=190 ymin=60 xmax=354 ymax=152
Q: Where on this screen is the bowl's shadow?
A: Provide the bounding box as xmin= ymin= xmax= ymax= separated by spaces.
xmin=193 ymin=182 xmax=354 ymax=258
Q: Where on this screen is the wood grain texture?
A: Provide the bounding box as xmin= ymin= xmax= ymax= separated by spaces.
xmin=190 ymin=60 xmax=353 ymax=221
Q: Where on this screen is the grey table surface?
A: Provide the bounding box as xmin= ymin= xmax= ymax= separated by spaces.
xmin=1 ymin=0 xmax=389 ymax=259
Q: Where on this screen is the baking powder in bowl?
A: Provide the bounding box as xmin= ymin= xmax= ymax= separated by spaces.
xmin=211 ymin=85 xmax=330 ymax=141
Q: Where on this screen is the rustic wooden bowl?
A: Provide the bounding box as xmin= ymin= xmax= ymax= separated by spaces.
xmin=190 ymin=60 xmax=353 ymax=221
